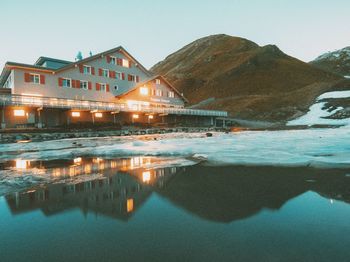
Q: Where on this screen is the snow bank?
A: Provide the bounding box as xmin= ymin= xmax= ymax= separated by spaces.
xmin=288 ymin=90 xmax=350 ymax=126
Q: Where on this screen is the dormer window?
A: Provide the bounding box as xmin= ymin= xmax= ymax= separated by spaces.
xmin=83 ymin=65 xmax=92 ymax=74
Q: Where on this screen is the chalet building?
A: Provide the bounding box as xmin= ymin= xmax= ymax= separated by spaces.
xmin=0 ymin=46 xmax=227 ymax=129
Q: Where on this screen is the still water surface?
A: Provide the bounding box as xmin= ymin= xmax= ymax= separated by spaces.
xmin=0 ymin=157 xmax=350 ymax=262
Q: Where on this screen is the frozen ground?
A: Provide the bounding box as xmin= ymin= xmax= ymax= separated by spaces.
xmin=1 ymin=129 xmax=350 ymax=168
xmin=288 ymin=90 xmax=350 ymax=126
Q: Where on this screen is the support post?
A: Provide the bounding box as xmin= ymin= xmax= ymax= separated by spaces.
xmin=1 ymin=105 xmax=5 ymax=129
xmin=36 ymin=107 xmax=43 ymax=128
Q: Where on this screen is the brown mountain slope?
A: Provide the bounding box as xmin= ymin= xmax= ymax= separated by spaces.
xmin=310 ymin=46 xmax=350 ymax=76
xmin=151 ymin=34 xmax=343 ymax=121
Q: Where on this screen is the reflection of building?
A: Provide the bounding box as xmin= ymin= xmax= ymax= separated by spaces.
xmin=0 ymin=46 xmax=227 ymax=129
xmin=5 ymin=157 xmax=182 ymax=220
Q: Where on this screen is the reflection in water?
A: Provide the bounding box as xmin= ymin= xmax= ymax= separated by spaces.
xmin=4 ymin=160 xmax=350 ymax=223
xmin=5 ymin=157 xmax=182 ymax=220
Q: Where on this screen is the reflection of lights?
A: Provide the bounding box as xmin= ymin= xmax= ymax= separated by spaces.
xmin=93 ymin=158 xmax=103 ymax=163
xmin=72 ymin=112 xmax=80 ymax=117
xmin=74 ymin=157 xmax=82 ymax=164
xmin=14 ymin=109 xmax=25 ymax=116
xmin=127 ymin=198 xmax=134 ymax=213
xmin=142 ymin=171 xmax=151 ymax=183
xmin=84 ymin=164 xmax=92 ymax=174
xmin=15 ymin=159 xmax=30 ymax=169
xmin=330 ymin=199 xmax=334 ymax=204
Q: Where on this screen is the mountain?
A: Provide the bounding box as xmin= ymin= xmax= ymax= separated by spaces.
xmin=310 ymin=46 xmax=350 ymax=77
xmin=151 ymin=34 xmax=343 ymax=122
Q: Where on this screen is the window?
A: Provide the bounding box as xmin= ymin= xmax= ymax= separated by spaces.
xmin=110 ymin=56 xmax=117 ymax=65
xmin=100 ymin=83 xmax=107 ymax=92
xmin=14 ymin=109 xmax=25 ymax=116
xmin=62 ymin=78 xmax=71 ymax=88
xmin=114 ymin=85 xmax=118 ymax=90
xmin=122 ymin=59 xmax=130 ymax=68
xmin=128 ymin=74 xmax=136 ymax=82
xmin=3 ymin=74 xmax=12 ymax=88
xmin=102 ymin=69 xmax=109 ymax=77
xmin=140 ymin=87 xmax=148 ymax=96
xmin=168 ymin=91 xmax=175 ymax=98
xmin=156 ymin=79 xmax=161 ymax=85
xmin=72 ymin=112 xmax=80 ymax=117
xmin=156 ymin=89 xmax=162 ymax=97
xmin=30 ymin=74 xmax=40 ymax=84
xmin=115 ymin=71 xmax=122 ymax=80
xmin=95 ymin=112 xmax=103 ymax=118
xmin=80 ymin=80 xmax=88 ymax=90
xmin=83 ymin=65 xmax=91 ymax=74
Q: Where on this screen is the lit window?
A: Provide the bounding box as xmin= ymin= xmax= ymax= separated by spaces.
xmin=142 ymin=171 xmax=151 ymax=183
xmin=102 ymin=69 xmax=109 ymax=77
xmin=148 ymin=115 xmax=154 ymax=119
xmin=155 ymin=79 xmax=161 ymax=85
xmin=83 ymin=65 xmax=91 ymax=74
xmin=95 ymin=112 xmax=103 ymax=118
xmin=62 ymin=78 xmax=71 ymax=88
xmin=122 ymin=59 xmax=129 ymax=68
xmin=140 ymin=87 xmax=148 ymax=96
xmin=168 ymin=91 xmax=175 ymax=98
xmin=30 ymin=74 xmax=40 ymax=84
xmin=15 ymin=159 xmax=30 ymax=169
xmin=80 ymin=81 xmax=88 ymax=90
xmin=132 ymin=114 xmax=139 ymax=119
xmin=71 ymin=112 xmax=80 ymax=117
xmin=127 ymin=198 xmax=134 ymax=213
xmin=14 ymin=109 xmax=25 ymax=116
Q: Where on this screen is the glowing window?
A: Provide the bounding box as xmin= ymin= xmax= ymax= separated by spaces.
xmin=122 ymin=59 xmax=129 ymax=68
xmin=148 ymin=115 xmax=154 ymax=119
xmin=132 ymin=114 xmax=139 ymax=119
xmin=127 ymin=198 xmax=134 ymax=213
xmin=140 ymin=87 xmax=148 ymax=96
xmin=168 ymin=91 xmax=175 ymax=98
xmin=15 ymin=159 xmax=30 ymax=169
xmin=142 ymin=171 xmax=151 ymax=183
xmin=71 ymin=112 xmax=80 ymax=117
xmin=95 ymin=112 xmax=103 ymax=118
xmin=14 ymin=109 xmax=25 ymax=116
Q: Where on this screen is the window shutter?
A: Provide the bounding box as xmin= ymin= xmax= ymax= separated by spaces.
xmin=109 ymin=70 xmax=114 ymax=78
xmin=88 ymin=82 xmax=92 ymax=90
xmin=106 ymin=56 xmax=111 ymax=63
xmin=117 ymin=58 xmax=122 ymax=66
xmin=71 ymin=80 xmax=75 ymax=88
xmin=106 ymin=84 xmax=110 ymax=92
xmin=24 ymin=73 xmax=31 ymax=82
xmin=127 ymin=74 xmax=131 ymax=81
xmin=136 ymin=76 xmax=140 ymax=83
xmin=91 ymin=67 xmax=95 ymax=75
xmin=79 ymin=64 xmax=84 ymax=73
xmin=76 ymin=80 xmax=80 ymax=88
xmin=99 ymin=68 xmax=102 ymax=76
xmin=96 ymin=83 xmax=100 ymax=91
xmin=122 ymin=73 xmax=125 ymax=80
xmin=128 ymin=61 xmax=132 ymax=68
xmin=58 ymin=77 xmax=63 ymax=87
xmin=40 ymin=75 xmax=45 ymax=84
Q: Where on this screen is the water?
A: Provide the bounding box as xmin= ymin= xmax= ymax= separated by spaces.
xmin=0 ymin=157 xmax=350 ymax=262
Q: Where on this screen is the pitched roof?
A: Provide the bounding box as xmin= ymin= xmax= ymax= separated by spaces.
xmin=34 ymin=57 xmax=72 ymax=67
xmin=116 ymin=75 xmax=189 ymax=103
xmin=0 ymin=46 xmax=152 ymax=85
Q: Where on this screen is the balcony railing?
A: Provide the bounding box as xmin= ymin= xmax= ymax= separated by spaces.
xmin=0 ymin=94 xmax=228 ymax=117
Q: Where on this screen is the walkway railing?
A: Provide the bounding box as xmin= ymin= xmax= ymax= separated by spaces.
xmin=0 ymin=94 xmax=228 ymax=117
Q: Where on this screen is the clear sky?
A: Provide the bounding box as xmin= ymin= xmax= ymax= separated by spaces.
xmin=1 ymin=0 xmax=349 ymax=69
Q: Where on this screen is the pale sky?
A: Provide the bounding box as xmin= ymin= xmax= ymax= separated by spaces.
xmin=1 ymin=0 xmax=349 ymax=69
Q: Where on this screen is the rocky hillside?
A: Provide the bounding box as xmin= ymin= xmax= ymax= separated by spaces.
xmin=151 ymin=34 xmax=343 ymax=122
xmin=310 ymin=47 xmax=350 ymax=77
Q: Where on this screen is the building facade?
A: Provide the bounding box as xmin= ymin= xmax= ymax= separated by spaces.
xmin=0 ymin=46 xmax=227 ymax=128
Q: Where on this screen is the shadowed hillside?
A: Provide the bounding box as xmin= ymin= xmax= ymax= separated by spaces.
xmin=151 ymin=34 xmax=343 ymax=121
